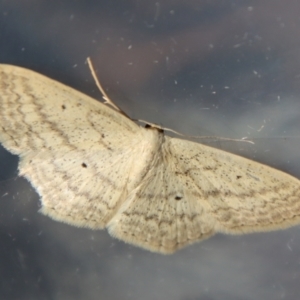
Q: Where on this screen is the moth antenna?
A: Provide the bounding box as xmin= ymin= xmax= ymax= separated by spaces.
xmin=87 ymin=57 xmax=130 ymax=119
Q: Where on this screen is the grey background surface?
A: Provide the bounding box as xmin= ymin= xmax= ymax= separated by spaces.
xmin=0 ymin=1 xmax=300 ymax=299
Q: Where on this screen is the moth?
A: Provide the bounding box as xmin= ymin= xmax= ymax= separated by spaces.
xmin=0 ymin=60 xmax=299 ymax=253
